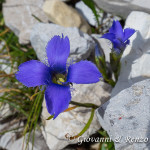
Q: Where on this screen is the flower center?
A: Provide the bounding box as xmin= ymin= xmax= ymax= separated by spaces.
xmin=52 ymin=73 xmax=66 ymax=85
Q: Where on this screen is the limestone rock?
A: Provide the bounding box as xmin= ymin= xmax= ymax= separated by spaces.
xmin=96 ymin=11 xmax=150 ymax=150
xmin=42 ymin=0 xmax=91 ymax=34
xmin=60 ymin=0 xmax=70 ymax=1
xmin=2 ymin=0 xmax=49 ymax=44
xmin=0 ymin=130 xmax=49 ymax=150
xmin=30 ymin=23 xmax=95 ymax=62
xmin=0 ymin=103 xmax=49 ymax=149
xmin=112 ymin=11 xmax=150 ymax=97
xmin=42 ymin=81 xmax=112 ymax=150
xmin=96 ymin=79 xmax=150 ymax=150
xmin=93 ymin=0 xmax=150 ymax=19
xmin=75 ymin=1 xmax=97 ymax=27
xmin=0 ymin=104 xmax=12 ymax=131
xmin=75 ymin=1 xmax=121 ymax=31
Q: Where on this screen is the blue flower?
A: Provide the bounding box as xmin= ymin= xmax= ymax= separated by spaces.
xmin=101 ymin=20 xmax=135 ymax=53
xmin=16 ymin=35 xmax=102 ymax=119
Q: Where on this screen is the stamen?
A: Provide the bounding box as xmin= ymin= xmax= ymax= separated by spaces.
xmin=52 ymin=73 xmax=67 ymax=85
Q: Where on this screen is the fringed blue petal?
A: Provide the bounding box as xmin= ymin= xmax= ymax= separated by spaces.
xmin=15 ymin=60 xmax=51 ymax=87
xmin=109 ymin=20 xmax=124 ymax=40
xmin=101 ymin=33 xmax=116 ymax=42
xmin=67 ymin=60 xmax=102 ymax=84
xmin=123 ymin=28 xmax=136 ymax=42
xmin=46 ymin=35 xmax=70 ymax=73
xmin=45 ymin=84 xmax=71 ymax=119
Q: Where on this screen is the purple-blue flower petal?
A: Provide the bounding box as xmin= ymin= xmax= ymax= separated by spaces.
xmin=46 ymin=35 xmax=70 ymax=73
xmin=113 ymin=39 xmax=122 ymax=49
xmin=125 ymin=39 xmax=130 ymax=45
xmin=101 ymin=33 xmax=116 ymax=42
xmin=113 ymin=39 xmax=125 ymax=50
xmin=109 ymin=20 xmax=124 ymax=40
xmin=15 ymin=60 xmax=51 ymax=87
xmin=67 ymin=60 xmax=102 ymax=84
xmin=45 ymin=84 xmax=71 ymax=119
xmin=123 ymin=28 xmax=136 ymax=42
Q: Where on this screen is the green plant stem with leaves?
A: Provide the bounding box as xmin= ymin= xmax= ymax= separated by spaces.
xmin=23 ymin=91 xmax=44 ymax=150
xmin=110 ymin=52 xmax=122 ymax=82
xmin=95 ymin=53 xmax=116 ymax=87
xmin=68 ymin=108 xmax=95 ymax=140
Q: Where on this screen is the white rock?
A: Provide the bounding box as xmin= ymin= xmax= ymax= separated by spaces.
xmin=0 ymin=101 xmax=49 ymax=150
xmin=47 ymin=0 xmax=70 ymax=2
xmin=96 ymin=11 xmax=150 ymax=150
xmin=93 ymin=0 xmax=150 ymax=19
xmin=96 ymin=79 xmax=150 ymax=150
xmin=42 ymin=81 xmax=112 ymax=150
xmin=75 ymin=1 xmax=97 ymax=27
xmin=2 ymin=0 xmax=49 ymax=44
xmin=42 ymin=0 xmax=91 ymax=34
xmin=30 ymin=23 xmax=95 ymax=62
xmin=112 ymin=11 xmax=150 ymax=96
xmin=75 ymin=1 xmax=121 ymax=30
xmin=0 ymin=130 xmax=49 ymax=150
xmin=0 ymin=104 xmax=12 ymax=131
xmin=132 ymin=0 xmax=150 ymax=9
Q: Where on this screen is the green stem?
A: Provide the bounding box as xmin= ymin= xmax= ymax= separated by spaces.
xmin=24 ymin=91 xmax=43 ymax=150
xmin=69 ymin=108 xmax=95 ymax=140
xmin=0 ymin=98 xmax=28 ymax=117
xmin=0 ymin=126 xmax=24 ymax=135
xmin=95 ymin=55 xmax=116 ymax=87
xmin=46 ymin=115 xmax=54 ymax=120
xmin=104 ymin=78 xmax=116 ymax=87
xmin=70 ymin=101 xmax=99 ymax=109
xmin=32 ymin=94 xmax=43 ymax=150
xmin=26 ymin=91 xmax=43 ymax=150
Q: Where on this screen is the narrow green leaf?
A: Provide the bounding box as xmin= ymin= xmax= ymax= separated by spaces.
xmin=46 ymin=115 xmax=54 ymax=120
xmin=82 ymin=0 xmax=100 ymax=26
xmin=0 ymin=98 xmax=28 ymax=117
xmin=78 ymin=108 xmax=95 ymax=136
xmin=69 ymin=108 xmax=95 ymax=140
